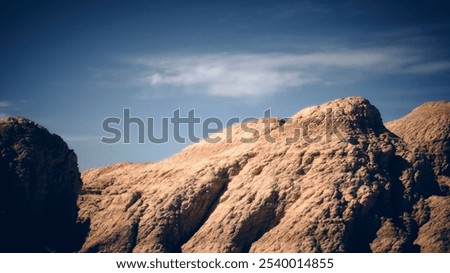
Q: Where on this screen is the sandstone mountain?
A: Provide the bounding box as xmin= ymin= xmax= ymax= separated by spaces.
xmin=79 ymin=97 xmax=449 ymax=252
xmin=0 ymin=117 xmax=86 ymax=252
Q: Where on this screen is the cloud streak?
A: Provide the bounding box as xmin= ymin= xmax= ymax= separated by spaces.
xmin=128 ymin=47 xmax=450 ymax=98
xmin=0 ymin=101 xmax=11 ymax=117
xmin=0 ymin=101 xmax=11 ymax=108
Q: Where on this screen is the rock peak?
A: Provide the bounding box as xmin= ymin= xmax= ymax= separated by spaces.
xmin=410 ymin=100 xmax=450 ymax=116
xmin=292 ymin=96 xmax=384 ymax=136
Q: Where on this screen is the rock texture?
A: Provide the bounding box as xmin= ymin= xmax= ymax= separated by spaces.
xmin=0 ymin=117 xmax=85 ymax=252
xmin=386 ymin=101 xmax=450 ymax=252
xmin=385 ymin=101 xmax=450 ymax=184
xmin=79 ymin=97 xmax=449 ymax=253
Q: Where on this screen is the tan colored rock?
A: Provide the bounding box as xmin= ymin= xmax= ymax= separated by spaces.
xmin=413 ymin=196 xmax=449 ymax=252
xmin=79 ymin=97 xmax=448 ymax=252
xmin=386 ymin=101 xmax=450 ymax=252
xmin=386 ymin=101 xmax=450 ymax=178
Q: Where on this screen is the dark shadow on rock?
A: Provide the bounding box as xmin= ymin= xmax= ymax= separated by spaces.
xmin=0 ymin=117 xmax=90 ymax=252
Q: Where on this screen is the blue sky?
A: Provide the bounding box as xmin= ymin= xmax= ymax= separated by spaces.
xmin=1 ymin=0 xmax=449 ymax=170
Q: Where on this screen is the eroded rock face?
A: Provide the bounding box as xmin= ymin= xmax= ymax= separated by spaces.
xmin=386 ymin=101 xmax=450 ymax=184
xmin=0 ymin=117 xmax=85 ymax=252
xmin=78 ymin=97 xmax=449 ymax=253
xmin=386 ymin=101 xmax=450 ymax=252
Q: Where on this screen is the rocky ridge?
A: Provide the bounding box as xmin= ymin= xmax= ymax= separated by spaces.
xmin=2 ymin=97 xmax=446 ymax=253
xmin=79 ymin=97 xmax=449 ymax=252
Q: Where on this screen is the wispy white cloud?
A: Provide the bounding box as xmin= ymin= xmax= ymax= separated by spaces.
xmin=0 ymin=101 xmax=11 ymax=117
xmin=125 ymin=47 xmax=450 ymax=98
xmin=138 ymin=54 xmax=317 ymax=97
xmin=403 ymin=61 xmax=450 ymax=75
xmin=0 ymin=100 xmax=11 ymax=108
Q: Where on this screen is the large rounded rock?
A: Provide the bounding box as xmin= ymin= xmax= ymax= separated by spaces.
xmin=0 ymin=117 xmax=84 ymax=252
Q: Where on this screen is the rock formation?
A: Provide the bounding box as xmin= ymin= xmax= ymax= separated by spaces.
xmin=386 ymin=101 xmax=450 ymax=252
xmin=0 ymin=117 xmax=85 ymax=252
xmin=79 ymin=97 xmax=449 ymax=252
xmin=2 ymin=98 xmax=446 ymax=253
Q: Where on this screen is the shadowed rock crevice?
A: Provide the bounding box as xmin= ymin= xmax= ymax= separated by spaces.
xmin=177 ymin=176 xmax=230 ymax=251
xmin=124 ymin=191 xmax=142 ymax=212
xmin=237 ymin=189 xmax=283 ymax=253
xmin=173 ymin=157 xmax=255 ymax=252
xmin=160 ymin=170 xmax=233 ymax=252
xmin=128 ymin=202 xmax=147 ymax=252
